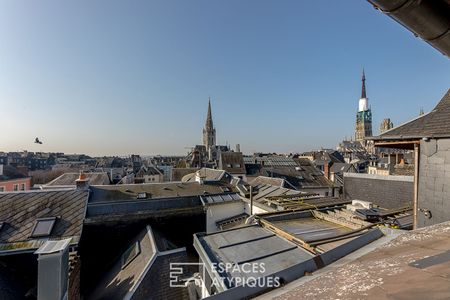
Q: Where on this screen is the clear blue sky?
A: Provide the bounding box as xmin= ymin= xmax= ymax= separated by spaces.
xmin=1 ymin=1 xmax=449 ymax=156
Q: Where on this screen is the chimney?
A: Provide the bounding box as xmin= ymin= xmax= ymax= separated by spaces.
xmin=75 ymin=172 xmax=89 ymax=190
xmin=324 ymin=162 xmax=330 ymax=179
xmin=235 ymin=144 xmax=241 ymax=153
xmin=35 ymin=238 xmax=71 ymax=300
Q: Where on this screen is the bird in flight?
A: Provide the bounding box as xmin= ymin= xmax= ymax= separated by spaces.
xmin=34 ymin=137 xmax=43 ymax=144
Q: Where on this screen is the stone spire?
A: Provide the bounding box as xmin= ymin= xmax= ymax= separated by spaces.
xmin=203 ymin=98 xmax=216 ymax=149
xmin=205 ymin=97 xmax=213 ymax=129
xmin=361 ymin=69 xmax=367 ymax=99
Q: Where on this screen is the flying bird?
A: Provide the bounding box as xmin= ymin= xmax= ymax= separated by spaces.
xmin=34 ymin=137 xmax=43 ymax=144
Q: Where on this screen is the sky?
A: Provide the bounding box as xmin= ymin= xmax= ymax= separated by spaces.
xmin=1 ymin=1 xmax=449 ymax=156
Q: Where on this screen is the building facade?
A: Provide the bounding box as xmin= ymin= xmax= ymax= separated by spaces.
xmin=380 ymin=118 xmax=394 ymax=134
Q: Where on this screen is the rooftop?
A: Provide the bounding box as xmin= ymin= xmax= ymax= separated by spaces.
xmin=88 ymin=181 xmax=236 ymax=203
xmin=376 ymin=89 xmax=450 ymax=140
xmin=0 ymin=189 xmax=88 ymax=253
xmin=264 ymin=221 xmax=450 ymax=300
xmin=43 ymin=172 xmax=110 ymax=188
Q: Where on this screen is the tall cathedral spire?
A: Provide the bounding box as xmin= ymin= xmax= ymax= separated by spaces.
xmin=361 ymin=69 xmax=367 ymax=99
xmin=203 ymin=98 xmax=216 ymax=149
xmin=355 ymin=69 xmax=373 ymax=141
xmin=206 ymin=97 xmax=213 ymax=129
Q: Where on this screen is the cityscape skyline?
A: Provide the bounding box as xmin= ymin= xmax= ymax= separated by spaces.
xmin=1 ymin=0 xmax=449 ymax=156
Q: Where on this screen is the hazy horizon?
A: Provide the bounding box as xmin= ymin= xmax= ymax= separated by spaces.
xmin=1 ymin=1 xmax=449 ymax=156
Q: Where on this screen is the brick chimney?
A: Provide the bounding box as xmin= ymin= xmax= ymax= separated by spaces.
xmin=75 ymin=172 xmax=89 ymax=190
xmin=324 ymin=162 xmax=331 ymax=179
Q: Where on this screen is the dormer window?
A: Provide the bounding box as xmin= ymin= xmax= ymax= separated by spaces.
xmin=31 ymin=217 xmax=56 ymax=238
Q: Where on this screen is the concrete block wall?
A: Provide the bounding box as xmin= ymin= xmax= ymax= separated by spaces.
xmin=418 ymin=138 xmax=450 ymax=228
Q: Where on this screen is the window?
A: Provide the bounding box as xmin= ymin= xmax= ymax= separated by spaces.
xmin=234 ymin=164 xmax=241 ymax=168
xmin=0 ymin=187 xmax=4 ymax=192
xmin=136 ymin=192 xmax=147 ymax=199
xmin=31 ymin=217 xmax=56 ymax=237
xmin=121 ymin=241 xmax=140 ymax=269
xmin=20 ymin=183 xmax=25 ymax=191
xmin=13 ymin=184 xmax=18 ymax=191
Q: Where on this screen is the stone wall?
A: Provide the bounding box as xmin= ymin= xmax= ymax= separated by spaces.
xmin=417 ymin=138 xmax=450 ymax=228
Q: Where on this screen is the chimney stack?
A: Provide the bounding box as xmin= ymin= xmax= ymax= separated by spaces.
xmin=75 ymin=172 xmax=89 ymax=190
xmin=235 ymin=144 xmax=241 ymax=153
xmin=35 ymin=239 xmax=71 ymax=300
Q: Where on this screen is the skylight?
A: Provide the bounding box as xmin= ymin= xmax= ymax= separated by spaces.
xmin=121 ymin=241 xmax=141 ymax=269
xmin=31 ymin=217 xmax=57 ymax=237
xmin=137 ymin=192 xmax=147 ymax=199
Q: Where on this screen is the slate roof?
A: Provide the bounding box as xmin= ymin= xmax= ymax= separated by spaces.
xmin=88 ymin=226 xmax=188 ymax=300
xmin=0 ymin=189 xmax=88 ymax=252
xmin=246 ymin=159 xmax=333 ymax=189
xmin=219 ymin=152 xmax=246 ymax=174
xmin=181 ymin=168 xmax=227 ymax=182
xmin=376 ymin=89 xmax=450 ymax=139
xmin=249 ymin=176 xmax=289 ymax=188
xmin=44 ymin=172 xmax=110 ymax=187
xmin=330 ymin=163 xmax=355 ymax=174
xmin=88 ymin=182 xmax=236 ymax=203
xmin=249 ymin=183 xmax=303 ymax=203
xmin=135 ymin=166 xmax=162 ymax=177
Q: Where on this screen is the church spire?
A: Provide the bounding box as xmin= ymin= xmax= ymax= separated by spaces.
xmin=203 ymin=97 xmax=216 ymax=149
xmin=206 ymin=97 xmax=213 ymax=129
xmin=361 ymin=69 xmax=367 ymax=99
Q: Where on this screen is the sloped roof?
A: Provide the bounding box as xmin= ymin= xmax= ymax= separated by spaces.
xmin=44 ymin=172 xmax=110 ymax=187
xmin=330 ymin=163 xmax=355 ymax=174
xmin=249 ymin=176 xmax=287 ymax=188
xmin=0 ymin=189 xmax=88 ymax=252
xmin=219 ymin=152 xmax=246 ymax=174
xmin=181 ymin=168 xmax=227 ymax=183
xmin=89 ymin=181 xmax=236 ymax=203
xmin=377 ymin=89 xmax=450 ymax=139
xmin=88 ymin=226 xmax=188 ymax=300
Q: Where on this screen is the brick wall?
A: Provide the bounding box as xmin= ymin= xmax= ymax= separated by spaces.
xmin=417 ymin=138 xmax=450 ymax=228
xmin=68 ymin=253 xmax=81 ymax=300
xmin=343 ymin=173 xmax=414 ymax=209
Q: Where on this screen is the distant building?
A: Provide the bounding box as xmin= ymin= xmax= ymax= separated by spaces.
xmin=203 ymin=98 xmax=216 ymax=157
xmin=135 ymin=166 xmax=164 ymax=183
xmin=380 ymin=118 xmax=394 ymax=133
xmin=218 ymin=151 xmax=246 ymax=181
xmin=0 ymin=165 xmax=31 ymax=192
xmin=355 ymin=70 xmax=373 ymax=141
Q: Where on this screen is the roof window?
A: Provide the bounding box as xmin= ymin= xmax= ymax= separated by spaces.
xmin=31 ymin=217 xmax=56 ymax=238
